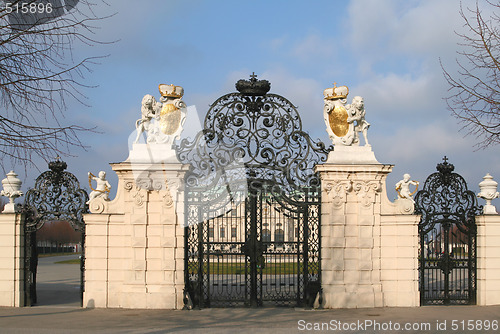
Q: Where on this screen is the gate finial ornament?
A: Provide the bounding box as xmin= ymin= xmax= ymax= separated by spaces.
xmin=478 ymin=173 xmax=499 ymax=214
xmin=1 ymin=170 xmax=23 ymax=213
xmin=436 ymin=156 xmax=454 ymax=174
xmin=235 ymin=73 xmax=271 ymax=96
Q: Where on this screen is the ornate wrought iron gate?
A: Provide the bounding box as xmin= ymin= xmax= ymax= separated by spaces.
xmin=178 ymin=75 xmax=329 ymax=307
xmin=415 ymin=157 xmax=481 ymax=305
xmin=23 ymin=159 xmax=88 ymax=306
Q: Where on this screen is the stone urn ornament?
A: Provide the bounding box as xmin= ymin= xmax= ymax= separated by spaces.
xmin=478 ymin=173 xmax=499 ymax=214
xmin=1 ymin=171 xmax=23 ymax=213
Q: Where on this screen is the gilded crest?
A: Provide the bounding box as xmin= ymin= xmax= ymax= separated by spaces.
xmin=329 ymin=105 xmax=349 ymax=137
xmin=160 ymin=103 xmax=182 ymax=135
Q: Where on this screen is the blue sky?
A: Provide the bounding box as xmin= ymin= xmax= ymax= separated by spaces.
xmin=10 ymin=0 xmax=500 ymax=202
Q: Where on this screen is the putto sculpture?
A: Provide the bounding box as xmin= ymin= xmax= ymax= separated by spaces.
xmin=134 ymin=84 xmax=187 ymax=146
xmin=323 ymin=83 xmax=370 ymax=146
xmin=87 ymin=171 xmax=111 ymax=204
xmin=395 ymin=173 xmax=419 ymax=203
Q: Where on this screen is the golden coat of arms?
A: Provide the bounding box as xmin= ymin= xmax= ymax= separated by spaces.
xmin=323 ymin=83 xmax=353 ymax=144
xmin=328 ymin=105 xmax=349 ymax=138
xmin=160 ymin=103 xmax=182 ymax=135
xmin=323 ymin=83 xmax=371 ymax=147
xmin=134 ymin=83 xmax=187 ymax=145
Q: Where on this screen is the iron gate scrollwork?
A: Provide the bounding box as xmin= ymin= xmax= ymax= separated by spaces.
xmin=177 ymin=74 xmax=330 ymax=307
xmin=414 ymin=157 xmax=481 ymax=305
xmin=23 ymin=159 xmax=88 ymax=306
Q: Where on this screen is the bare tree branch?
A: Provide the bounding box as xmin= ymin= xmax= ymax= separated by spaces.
xmin=442 ymin=0 xmax=500 ymax=149
xmin=0 ymin=0 xmax=115 ymax=169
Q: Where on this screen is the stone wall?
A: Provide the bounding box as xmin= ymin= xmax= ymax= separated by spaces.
xmin=477 ymin=214 xmax=500 ymax=306
xmin=83 ymin=161 xmax=187 ymax=309
xmin=0 ymin=156 xmax=496 ymax=309
xmin=379 ymin=213 xmax=419 ymax=307
xmin=0 ymin=213 xmax=24 ymax=307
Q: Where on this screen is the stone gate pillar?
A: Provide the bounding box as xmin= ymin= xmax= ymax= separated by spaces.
xmin=477 ymin=214 xmax=500 ymax=305
xmin=0 ymin=211 xmax=25 ymax=307
xmin=316 ymin=148 xmax=392 ymax=308
xmin=0 ymin=170 xmax=25 ymax=307
xmin=316 ymin=148 xmax=420 ymax=308
xmin=476 ymin=174 xmax=500 ymax=305
xmin=84 ymin=157 xmax=188 ymax=309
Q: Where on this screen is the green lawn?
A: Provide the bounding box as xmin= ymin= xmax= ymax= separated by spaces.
xmin=188 ymin=262 xmax=318 ymax=275
xmin=39 ymin=252 xmax=80 ymax=258
xmin=55 ymin=259 xmax=80 ymax=264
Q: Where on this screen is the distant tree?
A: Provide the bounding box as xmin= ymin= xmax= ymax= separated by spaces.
xmin=37 ymin=220 xmax=81 ymax=250
xmin=0 ymin=0 xmax=113 ymax=169
xmin=53 ymin=220 xmax=80 ymax=244
xmin=442 ymin=1 xmax=500 ymax=149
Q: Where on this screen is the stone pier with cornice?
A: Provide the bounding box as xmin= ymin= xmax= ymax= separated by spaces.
xmin=317 ymin=83 xmax=420 ymax=308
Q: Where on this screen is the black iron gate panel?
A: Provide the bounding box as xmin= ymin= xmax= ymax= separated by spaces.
xmin=23 ymin=159 xmax=88 ymax=306
xmin=179 ymin=74 xmax=329 ymax=308
xmin=415 ymin=157 xmax=481 ymax=305
xmin=185 ymin=180 xmax=321 ymax=307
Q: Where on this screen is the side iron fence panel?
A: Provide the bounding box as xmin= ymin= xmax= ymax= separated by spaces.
xmin=415 ymin=157 xmax=481 ymax=305
xmin=23 ymin=159 xmax=88 ymax=306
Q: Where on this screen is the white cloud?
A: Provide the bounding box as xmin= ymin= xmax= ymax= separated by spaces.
xmin=264 ymin=32 xmax=337 ymax=67
xmin=353 ymin=72 xmax=444 ymax=120
xmin=291 ymin=34 xmax=336 ymax=63
xmin=375 ymin=122 xmax=468 ymax=162
xmin=346 ymin=0 xmax=477 ymax=67
xmin=393 ymin=1 xmax=464 ymax=56
xmin=267 ymin=36 xmax=288 ymax=52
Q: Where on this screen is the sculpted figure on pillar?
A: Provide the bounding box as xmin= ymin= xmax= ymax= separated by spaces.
xmin=323 ymin=83 xmax=370 ymax=146
xmin=134 ymin=84 xmax=187 ymax=146
xmin=87 ymin=171 xmax=111 ymax=204
xmin=346 ymin=96 xmax=370 ymax=147
xmin=395 ymin=173 xmax=419 ymax=203
xmin=135 ymin=94 xmax=162 ymax=144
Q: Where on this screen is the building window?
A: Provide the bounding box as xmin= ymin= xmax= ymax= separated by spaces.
xmin=288 ymin=221 xmax=295 ymax=241
xmin=220 ymin=226 xmax=225 ymax=239
xmin=275 ymin=229 xmax=285 ymax=245
xmin=209 ymin=226 xmax=214 ymax=239
xmin=262 ymin=229 xmax=271 ymax=243
xmin=231 ymin=226 xmax=237 ymax=238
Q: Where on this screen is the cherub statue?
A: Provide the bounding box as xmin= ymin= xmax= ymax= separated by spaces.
xmin=346 ymin=96 xmax=370 ymax=146
xmin=395 ymin=174 xmax=419 ymax=203
xmin=134 ymin=94 xmax=162 ymax=143
xmin=87 ymin=171 xmax=111 ymax=204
